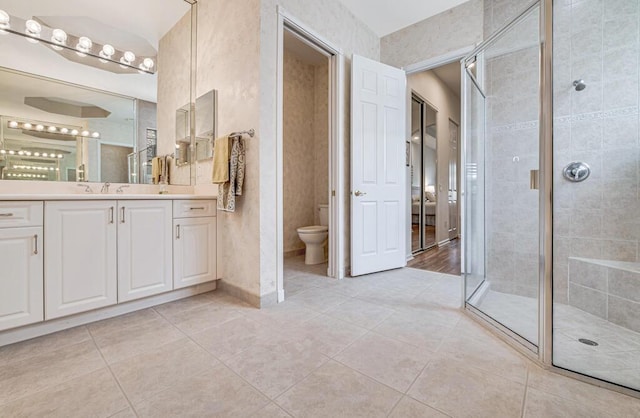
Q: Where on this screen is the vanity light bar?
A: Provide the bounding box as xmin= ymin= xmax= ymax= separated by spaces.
xmin=12 ymin=165 xmax=59 ymax=171
xmin=7 ymin=120 xmax=99 ymax=138
xmin=5 ymin=173 xmax=49 ymax=179
xmin=0 ymin=149 xmax=64 ymax=159
xmin=0 ymin=10 xmax=156 ymax=75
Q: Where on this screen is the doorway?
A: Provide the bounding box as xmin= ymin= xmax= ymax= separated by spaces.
xmin=275 ymin=10 xmax=345 ymax=302
xmin=406 ymin=61 xmax=462 ymax=275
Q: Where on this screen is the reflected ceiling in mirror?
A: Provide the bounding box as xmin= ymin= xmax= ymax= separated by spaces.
xmin=0 ymin=0 xmax=194 ymax=185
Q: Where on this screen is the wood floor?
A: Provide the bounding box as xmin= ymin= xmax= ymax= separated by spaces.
xmin=408 ymin=238 xmax=461 ymax=276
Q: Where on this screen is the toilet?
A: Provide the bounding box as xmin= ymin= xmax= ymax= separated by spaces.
xmin=297 ymin=204 xmax=329 ymax=265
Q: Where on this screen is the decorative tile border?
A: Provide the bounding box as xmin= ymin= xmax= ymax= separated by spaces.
xmin=488 ymin=107 xmax=639 ymax=133
xmin=554 ymin=107 xmax=639 ymax=125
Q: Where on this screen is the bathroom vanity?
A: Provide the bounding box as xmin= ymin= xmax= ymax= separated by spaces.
xmin=0 ymin=195 xmax=217 ymax=342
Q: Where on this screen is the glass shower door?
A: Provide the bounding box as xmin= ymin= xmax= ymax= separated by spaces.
xmin=464 ymin=3 xmax=542 ymax=347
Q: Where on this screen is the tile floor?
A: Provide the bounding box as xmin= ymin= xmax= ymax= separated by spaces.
xmin=476 ymin=288 xmax=640 ymax=391
xmin=0 ymin=260 xmax=639 ymax=417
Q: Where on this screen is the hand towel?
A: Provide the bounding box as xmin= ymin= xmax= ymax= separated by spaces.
xmin=218 ymin=137 xmax=246 ymax=212
xmin=151 ymin=157 xmax=160 ymax=184
xmin=212 ymin=136 xmax=230 ymax=184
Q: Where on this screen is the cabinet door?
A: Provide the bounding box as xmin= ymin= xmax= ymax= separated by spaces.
xmin=173 ymin=217 xmax=216 ymax=289
xmin=0 ymin=227 xmax=43 ymax=331
xmin=118 ymin=200 xmax=173 ymax=302
xmin=45 ymin=201 xmax=117 ymax=320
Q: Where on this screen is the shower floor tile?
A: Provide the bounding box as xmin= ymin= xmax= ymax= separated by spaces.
xmin=474 ymin=288 xmax=640 ymax=391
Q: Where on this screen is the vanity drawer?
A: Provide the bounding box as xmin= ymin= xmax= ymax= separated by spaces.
xmin=173 ymin=200 xmax=216 ymax=218
xmin=0 ymin=202 xmax=44 ymax=228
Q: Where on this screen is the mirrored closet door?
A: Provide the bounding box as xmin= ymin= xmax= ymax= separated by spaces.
xmin=410 ymin=94 xmax=437 ymax=253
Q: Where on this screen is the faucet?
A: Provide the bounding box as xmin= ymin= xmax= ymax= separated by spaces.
xmin=100 ymin=182 xmax=111 ymax=193
xmin=77 ymin=183 xmax=93 ymax=193
xmin=116 ymin=185 xmax=130 ymax=194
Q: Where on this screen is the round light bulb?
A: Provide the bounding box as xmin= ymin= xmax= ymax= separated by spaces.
xmin=0 ymin=10 xmax=10 ymax=31
xmin=8 ymin=150 xmax=15 ymax=155
xmin=23 ymin=122 xmax=32 ymax=129
xmin=120 ymin=51 xmax=136 ymax=68
xmin=99 ymin=44 xmax=115 ymax=62
xmin=91 ymin=132 xmax=100 ymax=138
xmin=8 ymin=120 xmax=18 ymax=128
xmin=71 ymin=129 xmax=79 ymax=136
xmin=139 ymin=57 xmax=155 ymax=73
xmin=57 ymin=154 xmax=63 ymax=159
xmin=35 ymin=124 xmax=44 ymax=131
xmin=24 ymin=151 xmax=31 ymax=156
xmin=17 ymin=151 xmax=24 ymax=155
xmin=42 ymin=153 xmax=48 ymax=157
xmin=0 ymin=149 xmax=5 ymax=154
xmin=51 ymin=28 xmax=67 ymax=50
xmin=76 ymin=36 xmax=92 ymax=56
xmin=81 ymin=130 xmax=89 ymax=137
xmin=60 ymin=127 xmax=69 ymax=134
xmin=34 ymin=152 xmax=40 ymax=157
xmin=25 ymin=19 xmax=41 ymax=42
xmin=47 ymin=126 xmax=57 ymax=132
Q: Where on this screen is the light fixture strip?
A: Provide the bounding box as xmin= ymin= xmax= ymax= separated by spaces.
xmin=0 ymin=149 xmax=65 ymax=159
xmin=0 ymin=14 xmax=156 ymax=75
xmin=6 ymin=120 xmax=99 ymax=138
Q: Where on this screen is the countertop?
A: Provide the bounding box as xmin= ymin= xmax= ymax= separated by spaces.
xmin=0 ymin=194 xmax=217 ymax=201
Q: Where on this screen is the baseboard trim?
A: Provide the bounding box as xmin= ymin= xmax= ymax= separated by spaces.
xmin=284 ymin=248 xmax=305 ymax=258
xmin=0 ymin=281 xmax=218 ymax=347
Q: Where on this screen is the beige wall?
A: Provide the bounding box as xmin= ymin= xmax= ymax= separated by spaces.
xmin=192 ymin=0 xmax=262 ymax=303
xmin=381 ymin=0 xmax=483 ymax=69
xmin=157 ymin=9 xmax=192 ymax=186
xmin=408 ymin=71 xmax=461 ymax=245
xmin=283 ymin=52 xmax=320 ymax=253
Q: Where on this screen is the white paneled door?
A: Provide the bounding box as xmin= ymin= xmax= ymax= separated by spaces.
xmin=118 ymin=200 xmax=173 ymax=302
xmin=45 ymin=201 xmax=117 ymax=319
xmin=0 ymin=227 xmax=43 ymax=331
xmin=173 ymin=217 xmax=216 ymax=289
xmin=351 ymin=54 xmax=407 ymax=276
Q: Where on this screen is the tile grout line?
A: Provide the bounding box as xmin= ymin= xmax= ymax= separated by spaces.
xmin=520 ymin=367 xmax=530 ymax=418
xmin=181 ymin=312 xmax=309 ymax=413
xmin=86 ymin=327 xmax=140 ymax=418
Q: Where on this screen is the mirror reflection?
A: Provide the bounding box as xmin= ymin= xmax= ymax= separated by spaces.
xmin=0 ymin=0 xmax=193 ymax=185
xmin=410 ymin=94 xmax=437 ymax=253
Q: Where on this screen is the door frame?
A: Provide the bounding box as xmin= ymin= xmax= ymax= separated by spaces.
xmin=276 ymin=7 xmax=345 ymax=302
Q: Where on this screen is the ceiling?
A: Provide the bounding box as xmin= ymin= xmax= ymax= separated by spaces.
xmin=284 ymin=30 xmax=328 ymax=66
xmin=337 ymin=0 xmax=469 ymax=37
xmin=431 ymin=61 xmax=461 ymax=98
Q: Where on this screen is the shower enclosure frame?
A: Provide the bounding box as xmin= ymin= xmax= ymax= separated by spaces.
xmin=460 ymin=0 xmax=640 ymax=398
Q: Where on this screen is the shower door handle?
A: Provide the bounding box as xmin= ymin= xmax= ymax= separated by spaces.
xmin=530 ymin=170 xmax=539 ymax=190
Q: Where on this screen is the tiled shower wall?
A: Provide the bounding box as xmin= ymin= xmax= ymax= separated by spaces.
xmin=483 ymin=9 xmax=540 ymax=298
xmin=552 ymin=0 xmax=640 ymax=308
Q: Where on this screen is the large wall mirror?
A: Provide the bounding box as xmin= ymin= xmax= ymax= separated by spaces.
xmin=0 ymin=0 xmax=199 ymax=185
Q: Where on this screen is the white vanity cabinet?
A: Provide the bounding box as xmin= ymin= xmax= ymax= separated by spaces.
xmin=173 ymin=200 xmax=217 ymax=289
xmin=45 ymin=201 xmax=117 ymax=320
xmin=118 ymin=200 xmax=173 ymax=302
xmin=0 ymin=202 xmax=44 ymax=331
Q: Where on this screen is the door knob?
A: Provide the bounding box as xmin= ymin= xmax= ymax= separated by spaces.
xmin=354 ymin=190 xmax=367 ymax=197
